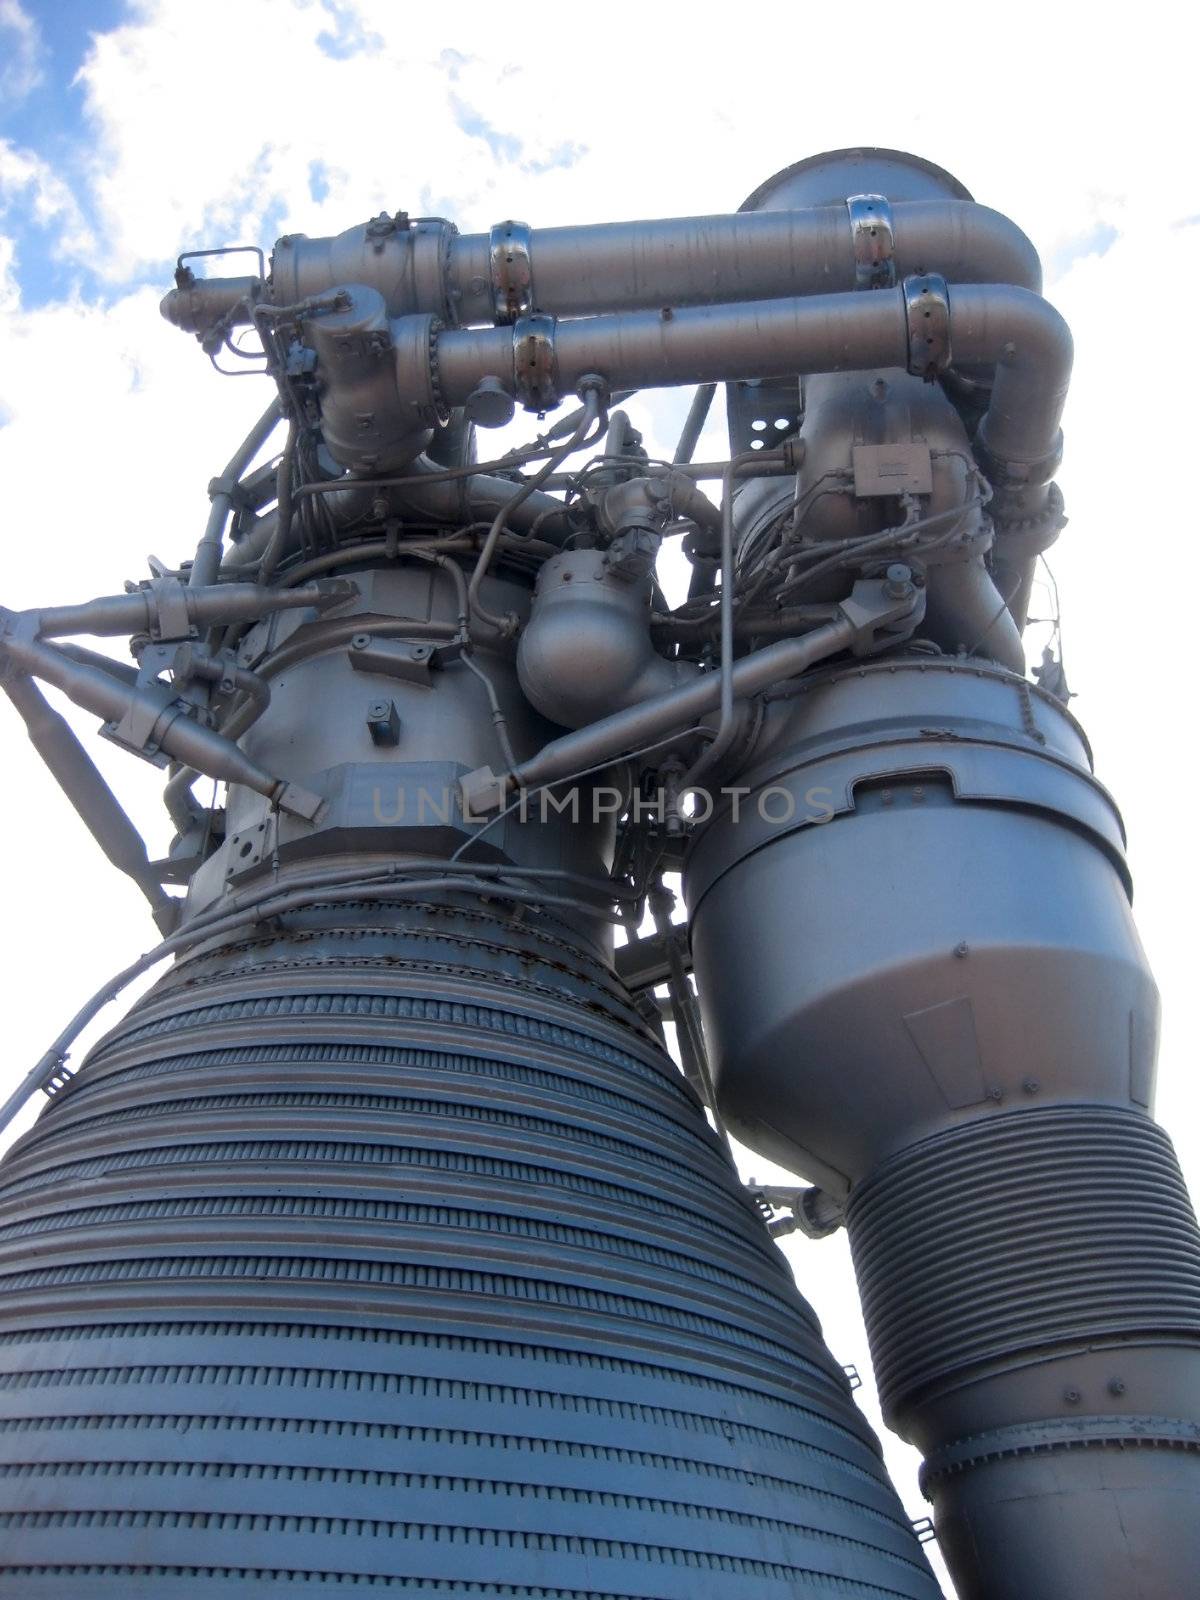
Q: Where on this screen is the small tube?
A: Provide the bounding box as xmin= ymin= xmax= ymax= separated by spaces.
xmin=673 ymin=383 xmax=718 ymax=465
xmin=189 ymin=400 xmax=281 ymax=589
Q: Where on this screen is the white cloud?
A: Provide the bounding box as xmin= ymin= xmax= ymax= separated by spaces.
xmin=0 ymin=232 xmax=18 ymax=314
xmin=0 ymin=0 xmax=44 ymax=102
xmin=0 ymin=138 xmax=95 ymax=269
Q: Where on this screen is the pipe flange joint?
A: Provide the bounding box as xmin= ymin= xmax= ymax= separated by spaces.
xmin=426 ymin=318 xmax=451 ymax=425
xmin=512 ymin=313 xmax=559 ymax=413
xmin=991 ymin=482 xmax=1067 ymax=556
xmin=974 ymin=428 xmax=1065 ymax=493
xmin=904 ymin=273 xmax=951 ymax=380
xmin=847 ymin=194 xmax=895 ymax=289
xmin=490 ymin=219 xmax=534 ymax=325
xmin=393 ymin=313 xmax=450 ymax=427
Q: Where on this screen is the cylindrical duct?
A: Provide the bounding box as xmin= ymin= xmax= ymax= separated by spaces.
xmin=685 ymin=656 xmax=1200 ymax=1599
xmin=848 ymin=1108 xmax=1200 ymax=1597
xmin=0 ymin=898 xmax=941 ymax=1597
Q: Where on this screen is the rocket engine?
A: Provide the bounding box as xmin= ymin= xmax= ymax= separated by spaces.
xmin=0 ymin=147 xmax=1196 ymax=1598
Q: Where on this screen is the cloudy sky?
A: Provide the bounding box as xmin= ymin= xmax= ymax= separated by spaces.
xmin=0 ymin=0 xmax=1194 ymax=1579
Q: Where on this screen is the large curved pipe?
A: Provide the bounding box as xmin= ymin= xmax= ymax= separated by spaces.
xmin=923 ymin=552 xmax=1026 ymax=672
xmin=445 ymin=200 xmax=1042 ymax=321
xmin=163 ymin=199 xmax=1040 ymax=337
xmin=951 ymin=281 xmax=1073 ymax=483
xmin=432 ymin=282 xmax=1071 ymax=489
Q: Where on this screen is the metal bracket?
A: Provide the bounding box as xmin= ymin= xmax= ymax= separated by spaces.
xmin=746 ymin=1180 xmax=846 ymax=1239
xmin=348 ymin=633 xmax=436 ymax=688
xmin=100 ymin=681 xmax=178 ymax=767
xmin=512 ymin=313 xmax=558 ymax=413
xmin=459 ymin=763 xmax=510 ymax=817
xmin=146 ymin=576 xmax=194 ymax=643
xmin=726 ymin=377 xmax=803 ymax=458
xmin=615 ymin=923 xmax=693 ymax=993
xmin=224 ymin=815 xmax=275 ymax=880
xmin=838 ymin=571 xmax=927 ymax=654
xmin=846 ymin=194 xmax=895 ymax=289
xmin=365 ymin=697 xmax=401 ymax=747
xmin=904 ymin=273 xmax=952 ymax=380
xmin=490 ymin=220 xmax=534 ymax=324
xmin=206 ymin=472 xmax=249 ymax=509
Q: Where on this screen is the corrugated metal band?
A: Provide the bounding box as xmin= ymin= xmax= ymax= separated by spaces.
xmin=918 ymin=1412 xmax=1200 ymax=1492
xmin=0 ymin=898 xmax=940 ymax=1596
xmin=846 ymin=1105 xmax=1200 ymax=1421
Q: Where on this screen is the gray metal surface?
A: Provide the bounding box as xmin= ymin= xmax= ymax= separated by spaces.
xmin=2 ymin=145 xmax=1196 ymax=1600
xmin=165 ymin=186 xmax=1039 ymax=336
xmin=739 ymin=147 xmax=975 ymax=210
xmin=685 ymin=656 xmax=1200 ymax=1597
xmin=0 ymin=899 xmax=940 ymax=1597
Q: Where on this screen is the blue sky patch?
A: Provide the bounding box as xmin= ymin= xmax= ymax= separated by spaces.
xmin=1 ymin=0 xmax=127 ymax=308
xmin=1049 ymin=219 xmax=1119 ymax=281
xmin=316 ymin=0 xmax=381 ymax=60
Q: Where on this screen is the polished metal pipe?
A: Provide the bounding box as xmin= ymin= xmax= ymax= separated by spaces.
xmin=950 ymin=281 xmax=1073 ymax=475
xmin=162 ymin=200 xmax=1040 ymax=337
xmin=435 ymin=290 xmax=910 ymax=398
xmin=189 ymin=400 xmax=281 ymax=588
xmin=0 ymin=633 xmax=321 ymax=819
xmin=448 ymin=200 xmax=1041 ymax=321
xmin=432 ymin=282 xmax=1071 ymax=486
xmin=508 ymin=614 xmax=859 ymax=793
xmin=31 ymin=579 xmax=352 ymax=638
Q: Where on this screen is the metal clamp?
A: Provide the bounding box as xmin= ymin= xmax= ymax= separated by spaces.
xmin=490 ymin=219 xmax=534 ymax=324
xmin=846 ymin=194 xmax=895 ymax=289
xmin=904 ymin=273 xmax=952 ymax=379
xmin=974 ymin=428 xmax=1065 ymax=493
xmin=146 ymin=577 xmax=194 ymax=643
xmin=512 ymin=313 xmax=558 ymax=413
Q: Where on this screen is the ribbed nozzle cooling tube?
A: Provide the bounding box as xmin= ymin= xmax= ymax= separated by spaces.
xmin=0 ymin=897 xmax=943 ymax=1597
